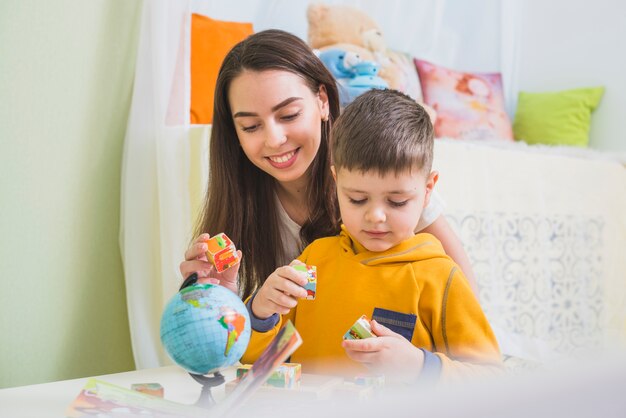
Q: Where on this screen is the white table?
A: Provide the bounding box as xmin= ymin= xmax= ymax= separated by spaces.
xmin=0 ymin=365 xmax=343 ymax=417
xmin=0 ymin=366 xmax=228 ymax=417
xmin=3 ymin=356 xmax=626 ymax=418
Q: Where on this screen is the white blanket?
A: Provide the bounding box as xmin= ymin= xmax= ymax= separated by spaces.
xmin=433 ymin=139 xmax=626 ymax=363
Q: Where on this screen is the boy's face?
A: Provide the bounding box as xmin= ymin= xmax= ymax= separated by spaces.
xmin=333 ymin=167 xmax=438 ymax=252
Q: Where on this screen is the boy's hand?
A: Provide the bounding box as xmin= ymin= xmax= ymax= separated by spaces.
xmin=251 ymin=261 xmax=309 ymax=319
xmin=342 ymin=320 xmax=424 ymax=382
xmin=179 ymin=233 xmax=240 ymax=294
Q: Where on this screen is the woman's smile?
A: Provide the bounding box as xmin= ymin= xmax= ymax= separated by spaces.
xmin=266 ymin=148 xmax=299 ymax=168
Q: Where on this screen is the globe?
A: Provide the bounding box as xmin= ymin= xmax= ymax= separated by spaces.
xmin=160 ymin=283 xmax=251 ymax=375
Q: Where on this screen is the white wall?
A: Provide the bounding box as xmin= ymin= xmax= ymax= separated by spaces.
xmin=195 ymin=0 xmax=624 ymax=152
xmin=517 ymin=0 xmax=626 ymax=152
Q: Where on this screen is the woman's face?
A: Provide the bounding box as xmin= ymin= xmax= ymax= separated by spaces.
xmin=228 ymin=70 xmax=329 ymax=186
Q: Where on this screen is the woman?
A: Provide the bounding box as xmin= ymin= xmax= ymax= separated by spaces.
xmin=180 ymin=29 xmax=478 ymax=300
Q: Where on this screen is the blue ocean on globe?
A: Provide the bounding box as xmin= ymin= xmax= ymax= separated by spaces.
xmin=160 ymin=283 xmax=251 ymax=375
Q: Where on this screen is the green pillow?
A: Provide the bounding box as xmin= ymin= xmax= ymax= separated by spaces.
xmin=513 ymin=87 xmax=604 ymax=147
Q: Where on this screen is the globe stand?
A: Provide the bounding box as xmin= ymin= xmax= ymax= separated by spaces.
xmin=179 ymin=273 xmax=225 ymax=408
xmin=177 ymin=275 xmax=227 ymax=408
xmin=180 ymin=273 xmax=199 ymax=291
xmin=189 ymin=371 xmax=225 ymax=408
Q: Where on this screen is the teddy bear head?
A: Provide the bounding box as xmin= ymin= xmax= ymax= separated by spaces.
xmin=307 ymin=3 xmax=382 ymax=50
xmin=306 ymin=3 xmax=437 ymax=122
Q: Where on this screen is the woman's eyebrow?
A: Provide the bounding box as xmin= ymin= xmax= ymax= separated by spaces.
xmin=271 ymin=97 xmax=302 ymax=111
xmin=233 ymin=97 xmax=303 ymax=118
xmin=233 ymin=110 xmax=257 ymax=118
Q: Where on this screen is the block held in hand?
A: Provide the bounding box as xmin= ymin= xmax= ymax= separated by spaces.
xmin=206 ymin=233 xmax=241 ymax=273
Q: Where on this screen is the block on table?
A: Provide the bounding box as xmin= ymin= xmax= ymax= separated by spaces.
xmin=236 ymin=363 xmax=302 ymax=389
xmin=130 ymin=382 xmax=164 ymax=398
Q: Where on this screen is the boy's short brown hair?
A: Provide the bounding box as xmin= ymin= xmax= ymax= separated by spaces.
xmin=331 ymin=89 xmax=434 ymax=175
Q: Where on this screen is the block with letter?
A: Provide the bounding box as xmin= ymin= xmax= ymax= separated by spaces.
xmin=205 ymin=233 xmax=240 ymax=272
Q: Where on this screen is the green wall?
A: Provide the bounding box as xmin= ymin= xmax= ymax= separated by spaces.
xmin=0 ymin=0 xmax=142 ymax=388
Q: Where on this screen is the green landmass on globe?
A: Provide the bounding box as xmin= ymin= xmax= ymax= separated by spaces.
xmin=218 ymin=307 xmax=246 ymax=356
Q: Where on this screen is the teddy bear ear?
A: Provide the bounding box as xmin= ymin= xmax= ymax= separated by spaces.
xmin=362 ymin=28 xmax=386 ymax=53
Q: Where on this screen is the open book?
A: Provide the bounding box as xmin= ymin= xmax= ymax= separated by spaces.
xmin=66 ymin=320 xmax=302 ymax=417
xmin=212 ymin=319 xmax=302 ymax=416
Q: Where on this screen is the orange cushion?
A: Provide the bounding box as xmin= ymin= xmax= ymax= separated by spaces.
xmin=190 ymin=14 xmax=253 ymax=124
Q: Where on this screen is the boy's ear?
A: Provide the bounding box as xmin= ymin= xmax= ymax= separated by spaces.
xmin=330 ymin=165 xmax=337 ymax=181
xmin=423 ymin=171 xmax=439 ymax=208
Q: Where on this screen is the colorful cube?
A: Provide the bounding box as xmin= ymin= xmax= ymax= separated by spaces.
xmin=236 ymin=363 xmax=302 ymax=389
xmin=236 ymin=364 xmax=253 ymax=380
xmin=130 ymin=382 xmax=164 ymax=398
xmin=266 ymin=363 xmax=302 ymax=388
xmin=293 ymin=264 xmax=317 ymax=300
xmin=205 ymin=233 xmax=240 ymax=273
xmin=343 ymin=315 xmax=376 ymax=340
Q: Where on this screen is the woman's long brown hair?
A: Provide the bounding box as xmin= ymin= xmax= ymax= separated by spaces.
xmin=194 ymin=30 xmax=341 ymax=300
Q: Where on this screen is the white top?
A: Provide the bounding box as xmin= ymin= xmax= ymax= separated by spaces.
xmin=276 ymin=194 xmax=304 ymax=265
xmin=416 ymin=188 xmax=445 ymax=232
xmin=275 ymin=190 xmax=445 ymax=263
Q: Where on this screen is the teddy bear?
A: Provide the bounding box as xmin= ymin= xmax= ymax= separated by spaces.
xmin=307 ymin=3 xmax=436 ymax=122
xmin=317 ymin=48 xmax=388 ymax=106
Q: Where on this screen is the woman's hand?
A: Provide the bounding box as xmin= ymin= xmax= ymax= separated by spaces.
xmin=342 ymin=320 xmax=424 ymax=382
xmin=179 ymin=233 xmax=241 ymax=294
xmin=199 ymin=249 xmax=242 ymax=294
xmin=251 ymin=261 xmax=309 ymax=319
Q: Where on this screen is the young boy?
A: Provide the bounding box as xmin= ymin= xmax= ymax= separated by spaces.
xmin=242 ymin=89 xmax=501 ymax=382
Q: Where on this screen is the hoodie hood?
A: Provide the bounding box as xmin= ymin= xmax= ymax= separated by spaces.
xmin=337 ymin=225 xmax=449 ymax=266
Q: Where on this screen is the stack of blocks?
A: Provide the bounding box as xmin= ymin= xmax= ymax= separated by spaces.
xmin=236 ymin=363 xmax=302 ymax=389
xmin=205 ymin=233 xmax=240 ymax=273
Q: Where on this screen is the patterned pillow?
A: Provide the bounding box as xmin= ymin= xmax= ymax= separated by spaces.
xmin=383 ymin=50 xmax=423 ymax=101
xmin=414 ymin=59 xmax=513 ymax=140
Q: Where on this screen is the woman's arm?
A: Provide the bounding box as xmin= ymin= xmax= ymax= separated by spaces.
xmin=421 ymin=215 xmax=479 ymax=296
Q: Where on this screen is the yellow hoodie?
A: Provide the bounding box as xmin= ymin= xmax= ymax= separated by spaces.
xmin=241 ymin=227 xmax=501 ymax=381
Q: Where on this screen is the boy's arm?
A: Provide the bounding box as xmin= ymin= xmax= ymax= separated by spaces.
xmin=425 ymin=266 xmax=502 ymax=381
xmin=240 ymin=245 xmax=312 ymax=364
xmin=421 ymin=215 xmax=479 ymax=296
xmin=241 ymin=295 xmax=296 ymax=364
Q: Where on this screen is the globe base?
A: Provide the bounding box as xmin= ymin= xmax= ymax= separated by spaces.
xmin=189 ymin=371 xmax=225 ymax=408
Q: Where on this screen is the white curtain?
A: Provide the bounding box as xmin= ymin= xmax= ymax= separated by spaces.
xmin=120 ymin=0 xmax=527 ymax=369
